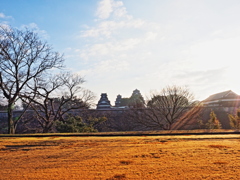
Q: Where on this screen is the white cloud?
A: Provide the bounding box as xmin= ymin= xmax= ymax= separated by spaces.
xmin=0 ymin=12 xmax=12 ymax=20
xmin=113 ymin=4 xmax=127 ymax=18
xmin=76 ymin=59 xmax=130 ymax=85
xmin=96 ymin=59 xmax=129 ymax=73
xmin=20 ymin=23 xmax=49 ymax=39
xmin=0 ymin=13 xmax=13 ymax=27
xmin=80 ymin=18 xmax=145 ymax=38
xmin=0 ymin=13 xmax=5 ymax=18
xmin=81 ymin=38 xmax=141 ymax=57
xmin=145 ymin=32 xmax=158 ymax=41
xmin=96 ymin=0 xmax=114 ymax=19
xmin=96 ymin=0 xmax=128 ymax=20
xmin=81 ymin=0 xmax=148 ymax=39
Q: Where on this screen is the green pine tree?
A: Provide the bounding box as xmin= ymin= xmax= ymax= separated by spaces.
xmin=55 ymin=115 xmax=106 ymax=133
xmin=205 ymin=110 xmax=222 ymax=129
xmin=228 ymin=109 xmax=240 ymax=129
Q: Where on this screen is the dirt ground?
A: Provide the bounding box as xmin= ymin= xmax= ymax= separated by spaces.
xmin=0 ymin=134 xmax=240 ymax=180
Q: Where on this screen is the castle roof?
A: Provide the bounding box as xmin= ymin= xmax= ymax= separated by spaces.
xmin=97 ymin=93 xmax=111 ymax=109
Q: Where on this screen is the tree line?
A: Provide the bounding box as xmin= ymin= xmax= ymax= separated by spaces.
xmin=0 ymin=25 xmax=98 ymax=134
xmin=1 ymin=26 xmax=239 ymax=134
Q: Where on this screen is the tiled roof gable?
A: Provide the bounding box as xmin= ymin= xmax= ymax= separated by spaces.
xmin=204 ymin=90 xmax=239 ymax=102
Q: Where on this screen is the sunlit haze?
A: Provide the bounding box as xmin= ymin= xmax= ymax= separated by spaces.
xmin=1 ymin=0 xmax=240 ymax=105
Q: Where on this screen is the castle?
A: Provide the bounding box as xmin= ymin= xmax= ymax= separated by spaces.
xmin=96 ymin=89 xmax=144 ymax=109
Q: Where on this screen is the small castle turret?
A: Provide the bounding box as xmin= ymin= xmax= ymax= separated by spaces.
xmin=115 ymin=94 xmax=122 ymax=107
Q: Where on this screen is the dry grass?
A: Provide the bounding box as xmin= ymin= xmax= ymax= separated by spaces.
xmin=208 ymin=144 xmax=230 ymax=149
xmin=0 ymin=134 xmax=240 ymax=179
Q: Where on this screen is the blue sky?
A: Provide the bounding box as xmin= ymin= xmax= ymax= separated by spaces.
xmin=1 ymin=0 xmax=240 ymax=105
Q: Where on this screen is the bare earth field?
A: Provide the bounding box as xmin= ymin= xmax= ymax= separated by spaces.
xmin=0 ymin=134 xmax=240 ymax=180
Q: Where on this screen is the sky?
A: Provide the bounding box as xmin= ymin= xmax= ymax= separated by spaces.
xmin=1 ymin=0 xmax=240 ymax=105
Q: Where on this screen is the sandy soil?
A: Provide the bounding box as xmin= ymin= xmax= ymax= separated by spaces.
xmin=0 ymin=134 xmax=240 ymax=180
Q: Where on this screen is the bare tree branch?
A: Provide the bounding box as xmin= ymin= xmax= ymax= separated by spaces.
xmin=21 ymin=72 xmax=95 ymax=133
xmin=128 ymin=85 xmax=200 ymax=130
xmin=0 ymin=25 xmax=64 ymax=134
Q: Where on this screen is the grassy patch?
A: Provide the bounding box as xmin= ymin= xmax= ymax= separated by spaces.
xmin=106 ymin=174 xmax=126 ymax=180
xmin=0 ymin=135 xmax=240 ymax=179
xmin=213 ymin=161 xmax=228 ymax=165
xmin=119 ymin=160 xmax=132 ymax=165
xmin=208 ymin=145 xmax=230 ymax=149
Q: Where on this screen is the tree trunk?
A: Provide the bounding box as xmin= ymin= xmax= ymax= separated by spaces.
xmin=7 ymin=104 xmax=15 ymax=134
xmin=42 ymin=127 xmax=49 ymax=133
xmin=42 ymin=121 xmax=53 ymax=133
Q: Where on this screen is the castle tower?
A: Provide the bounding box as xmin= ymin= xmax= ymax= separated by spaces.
xmin=96 ymin=93 xmax=111 ymax=109
xmin=129 ymin=89 xmax=145 ymax=108
xmin=115 ymin=94 xmax=122 ymax=107
xmin=132 ymin=89 xmax=141 ymax=96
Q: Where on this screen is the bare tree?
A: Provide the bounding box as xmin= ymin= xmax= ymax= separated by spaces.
xmin=0 ymin=25 xmax=64 ymax=134
xmin=130 ymin=85 xmax=201 ymax=130
xmin=170 ymin=103 xmax=203 ymax=130
xmin=21 ymin=72 xmax=95 ymax=133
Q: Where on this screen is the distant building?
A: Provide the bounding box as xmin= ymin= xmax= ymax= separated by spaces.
xmin=96 ymin=93 xmax=112 ymax=110
xmin=96 ymin=89 xmax=145 ymax=109
xmin=172 ymin=90 xmax=240 ymax=130
xmin=128 ymin=89 xmax=145 ymax=108
xmin=202 ymin=90 xmax=240 ymax=107
xmin=115 ymin=94 xmax=122 ymax=107
xmin=132 ymin=89 xmax=141 ymax=95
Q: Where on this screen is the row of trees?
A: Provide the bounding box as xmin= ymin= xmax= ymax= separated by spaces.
xmin=1 ymin=25 xmax=238 ymax=134
xmin=0 ymin=25 xmax=97 ymax=134
xmin=120 ymin=86 xmax=202 ymax=130
xmin=198 ymin=110 xmax=222 ymax=129
xmin=198 ymin=109 xmax=240 ymax=130
xmin=0 ymin=25 xmax=203 ymax=134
